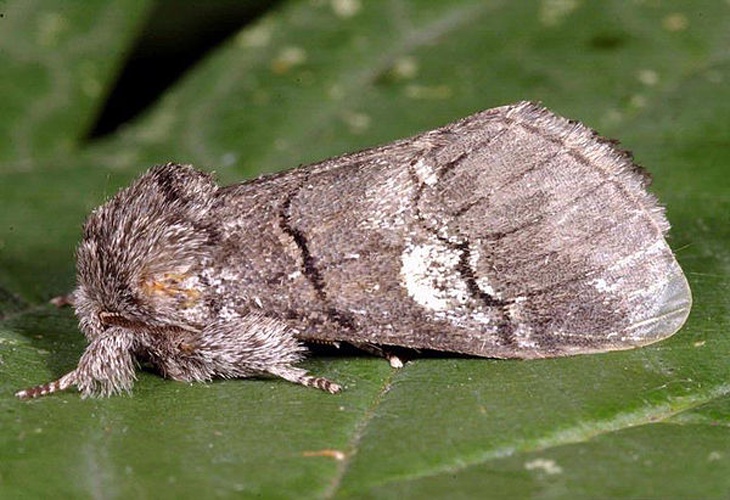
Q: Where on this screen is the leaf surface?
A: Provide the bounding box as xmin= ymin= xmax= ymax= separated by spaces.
xmin=1 ymin=1 xmax=728 ymax=498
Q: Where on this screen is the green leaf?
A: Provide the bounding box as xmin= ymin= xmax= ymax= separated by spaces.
xmin=0 ymin=0 xmax=152 ymax=166
xmin=1 ymin=1 xmax=728 ymax=498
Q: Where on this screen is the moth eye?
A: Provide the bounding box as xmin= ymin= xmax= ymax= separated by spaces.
xmin=99 ymin=311 xmax=135 ymax=329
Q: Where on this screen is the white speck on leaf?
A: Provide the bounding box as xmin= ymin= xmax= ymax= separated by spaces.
xmin=525 ymin=458 xmax=563 ymax=475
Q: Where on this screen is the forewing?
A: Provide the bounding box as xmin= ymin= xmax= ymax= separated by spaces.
xmin=260 ymin=102 xmax=692 ymax=358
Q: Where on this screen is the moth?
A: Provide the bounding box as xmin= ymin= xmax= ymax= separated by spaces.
xmin=16 ymin=101 xmax=692 ymax=399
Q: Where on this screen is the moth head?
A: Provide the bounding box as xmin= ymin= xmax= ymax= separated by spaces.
xmin=73 ymin=163 xmax=219 ymax=341
xmin=15 ymin=165 xmax=222 ymax=399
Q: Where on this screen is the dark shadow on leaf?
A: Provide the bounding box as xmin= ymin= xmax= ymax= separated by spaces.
xmin=88 ymin=0 xmax=285 ymax=139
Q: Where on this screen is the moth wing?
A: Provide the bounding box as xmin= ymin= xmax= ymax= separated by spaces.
xmin=286 ymin=102 xmax=691 ymax=358
xmin=412 ymin=101 xmax=691 ymax=357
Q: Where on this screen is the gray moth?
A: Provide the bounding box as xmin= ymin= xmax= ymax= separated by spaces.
xmin=16 ymin=101 xmax=692 ymax=399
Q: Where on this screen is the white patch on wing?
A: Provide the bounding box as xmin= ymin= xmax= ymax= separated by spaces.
xmin=468 ymin=247 xmax=499 ymax=298
xmin=400 ymin=240 xmax=469 ymax=311
xmin=507 ymin=297 xmax=535 ymax=347
xmin=412 ymin=158 xmax=438 ymax=186
xmin=476 ymin=278 xmax=496 ymax=296
xmin=590 ymin=276 xmax=624 ymax=295
xmin=607 ymin=239 xmax=665 ymax=272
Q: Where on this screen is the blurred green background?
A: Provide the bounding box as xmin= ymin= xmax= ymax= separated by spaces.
xmin=1 ymin=1 xmax=728 ymax=498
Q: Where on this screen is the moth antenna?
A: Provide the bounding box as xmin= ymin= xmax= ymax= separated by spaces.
xmin=15 ymin=370 xmax=77 ymax=399
xmin=267 ymin=365 xmax=342 ymax=394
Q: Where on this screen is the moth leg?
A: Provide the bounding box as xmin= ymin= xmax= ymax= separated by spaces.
xmin=266 ymin=365 xmax=342 ymax=394
xmin=351 ymin=342 xmax=404 ymax=369
xmin=15 ymin=370 xmax=78 ymax=399
xmin=198 ymin=314 xmax=343 ymax=394
xmin=17 ymin=328 xmax=136 ymax=399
